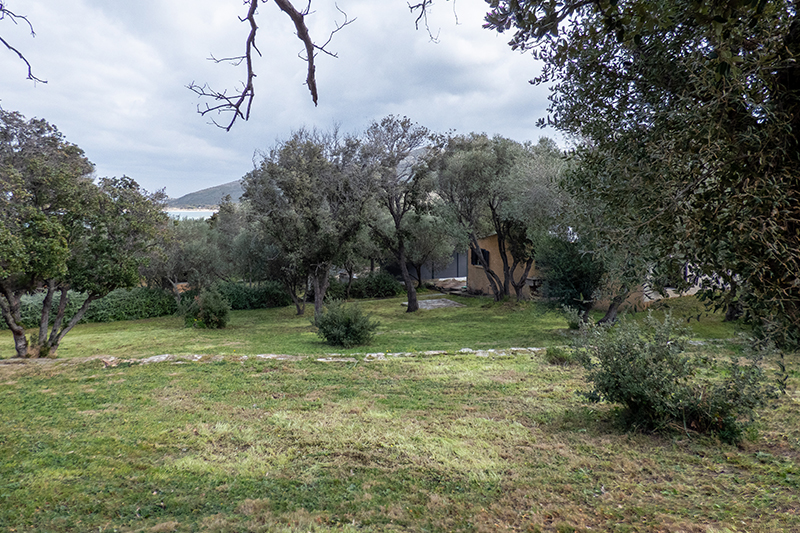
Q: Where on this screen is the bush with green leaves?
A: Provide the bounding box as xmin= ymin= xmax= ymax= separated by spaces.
xmin=180 ymin=288 xmax=231 ymax=329
xmin=312 ymin=299 xmax=380 ymax=348
xmin=561 ymin=305 xmax=583 ymax=330
xmin=2 ymin=287 xmax=176 ymax=330
xmin=350 ymin=271 xmax=403 ymax=299
xmin=84 ymin=287 xmax=177 ymax=322
xmin=535 ymin=235 xmax=605 ymax=317
xmin=214 ymin=281 xmax=292 ymax=310
xmin=575 ymin=313 xmax=772 ymax=444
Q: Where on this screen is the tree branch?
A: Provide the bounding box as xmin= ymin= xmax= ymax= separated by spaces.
xmin=0 ymin=5 xmax=46 ymax=83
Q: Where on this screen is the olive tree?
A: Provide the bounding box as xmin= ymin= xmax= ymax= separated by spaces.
xmin=436 ymin=134 xmax=564 ymax=301
xmin=486 ymin=0 xmax=800 ymax=345
xmin=243 ymin=128 xmax=371 ymax=315
xmin=362 ymin=116 xmax=434 ymax=313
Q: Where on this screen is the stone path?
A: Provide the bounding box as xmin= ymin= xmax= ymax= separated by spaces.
xmin=0 ymin=347 xmax=548 ymax=368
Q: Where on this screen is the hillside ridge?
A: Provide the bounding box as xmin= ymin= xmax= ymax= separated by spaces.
xmin=167 ymin=180 xmax=243 ymax=208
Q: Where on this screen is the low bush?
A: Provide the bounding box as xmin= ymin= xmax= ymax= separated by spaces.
xmin=313 ymin=299 xmax=380 ymax=348
xmin=84 ymin=287 xmax=177 ymax=322
xmin=214 ymin=281 xmax=292 ymax=310
xmin=561 ymin=305 xmax=583 ymax=330
xmin=180 ymin=288 xmax=230 ymax=329
xmin=575 ymin=312 xmax=773 ymax=444
xmin=350 ymin=271 xmax=403 ymax=299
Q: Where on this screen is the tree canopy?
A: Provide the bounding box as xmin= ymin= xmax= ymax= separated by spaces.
xmin=0 ymin=110 xmax=167 ymax=358
xmin=486 ymin=0 xmax=800 ymax=344
xmin=243 ymin=128 xmax=371 ymax=315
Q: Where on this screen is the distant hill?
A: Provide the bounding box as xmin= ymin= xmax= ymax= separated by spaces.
xmin=167 ymin=180 xmax=244 ymax=208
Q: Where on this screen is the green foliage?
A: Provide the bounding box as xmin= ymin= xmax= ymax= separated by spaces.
xmin=536 ymin=235 xmax=605 ymax=314
xmin=312 ymin=299 xmax=379 ymax=348
xmin=1 ymin=110 xmax=167 ymax=357
xmin=350 ymin=271 xmax=404 ymax=299
xmin=214 ymin=280 xmax=292 ymax=310
xmin=575 ymin=313 xmax=772 ymax=443
xmin=180 ymin=288 xmax=231 ymax=329
xmin=561 ymin=305 xmax=583 ymax=330
xmin=83 ymin=287 xmax=177 ymax=322
xmin=1 ymin=288 xmax=177 ymax=330
xmin=486 ymin=0 xmax=800 ymax=348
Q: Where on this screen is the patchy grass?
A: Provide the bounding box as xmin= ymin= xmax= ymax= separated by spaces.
xmin=0 ymin=346 xmax=798 ymax=532
xmin=1 ymin=296 xmax=573 ymax=359
xmin=1 ymin=294 xmax=794 ymax=532
xmin=0 ymin=295 xmax=740 ymax=360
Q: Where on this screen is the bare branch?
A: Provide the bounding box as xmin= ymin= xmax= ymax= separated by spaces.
xmin=0 ymin=5 xmax=46 ymax=83
xmin=273 ymin=0 xmax=319 ymax=105
xmin=313 ymin=4 xmax=356 ymax=58
xmin=408 ymin=0 xmax=440 ymax=42
xmin=186 ymin=0 xmax=259 ymax=131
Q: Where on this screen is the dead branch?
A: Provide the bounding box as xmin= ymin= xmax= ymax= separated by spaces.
xmin=0 ymin=4 xmax=46 ymax=83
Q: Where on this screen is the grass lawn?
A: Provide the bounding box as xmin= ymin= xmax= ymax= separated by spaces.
xmin=1 ymin=295 xmax=797 ymax=532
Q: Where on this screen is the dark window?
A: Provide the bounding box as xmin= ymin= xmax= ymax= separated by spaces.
xmin=471 ymin=248 xmax=490 ymax=266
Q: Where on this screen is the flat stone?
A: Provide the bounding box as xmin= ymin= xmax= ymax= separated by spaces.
xmin=402 ymin=298 xmax=466 ymax=310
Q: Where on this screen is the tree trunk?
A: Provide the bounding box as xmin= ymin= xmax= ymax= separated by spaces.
xmin=38 ymin=281 xmax=56 ymax=345
xmin=398 ymin=244 xmax=419 ymax=312
xmin=0 ymin=286 xmax=28 ymax=357
xmin=312 ymin=263 xmax=331 ymax=316
xmin=495 ymin=230 xmax=512 ymax=298
xmin=345 ymin=267 xmax=354 ymax=300
xmin=283 ymin=280 xmax=305 ymax=315
xmin=40 ymin=293 xmax=99 ymax=357
xmin=415 ymin=264 xmax=423 ymax=288
xmin=469 ymin=234 xmax=503 ymax=300
xmin=598 ymin=291 xmax=628 ymax=324
xmin=510 ymin=259 xmax=534 ymax=301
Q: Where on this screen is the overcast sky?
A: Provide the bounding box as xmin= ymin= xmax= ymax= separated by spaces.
xmin=1 ymin=0 xmax=557 ymax=198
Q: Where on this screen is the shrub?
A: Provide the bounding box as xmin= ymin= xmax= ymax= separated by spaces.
xmin=84 ymin=287 xmax=177 ymax=322
xmin=312 ymin=300 xmax=380 ymax=348
xmin=350 ymin=271 xmax=403 ymax=299
xmin=180 ymin=288 xmax=231 ymax=329
xmin=535 ymin=235 xmax=605 ymax=315
xmin=1 ymin=287 xmax=176 ymax=330
xmin=214 ymin=281 xmax=292 ymax=310
xmin=561 ymin=305 xmax=583 ymax=330
xmin=575 ymin=312 xmax=772 ymax=444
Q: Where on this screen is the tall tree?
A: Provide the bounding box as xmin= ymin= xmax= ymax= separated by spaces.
xmin=0 ymin=110 xmax=166 ymax=357
xmin=436 ymin=134 xmax=564 ymax=300
xmin=362 ymin=116 xmax=433 ymax=313
xmin=486 ymin=0 xmax=800 ymax=345
xmin=243 ymin=128 xmax=370 ymax=315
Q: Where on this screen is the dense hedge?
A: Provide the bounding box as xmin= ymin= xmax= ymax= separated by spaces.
xmin=1 ymin=287 xmax=178 ymax=330
xmin=214 ymin=280 xmax=293 ymax=310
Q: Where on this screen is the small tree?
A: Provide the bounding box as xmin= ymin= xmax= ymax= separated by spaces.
xmin=535 ymin=234 xmax=605 ymax=320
